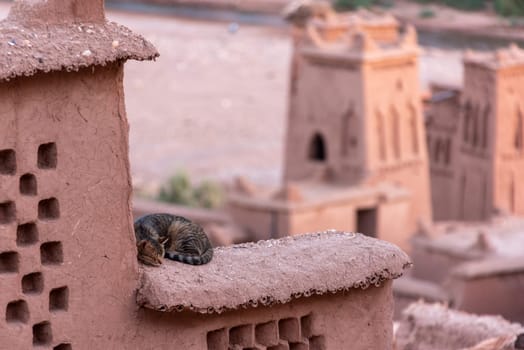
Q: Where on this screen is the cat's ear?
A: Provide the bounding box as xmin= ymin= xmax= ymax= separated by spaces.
xmin=137 ymin=240 xmax=148 ymax=249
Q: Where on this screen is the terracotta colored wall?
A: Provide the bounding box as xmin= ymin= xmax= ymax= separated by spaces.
xmin=0 ymin=64 xmax=139 ymax=349
xmin=284 ymin=59 xmax=366 ymax=185
xmin=362 ymin=55 xmax=433 ymax=233
xmin=426 ymin=94 xmax=461 ymax=221
xmin=493 ymin=65 xmax=524 ymax=216
xmin=449 ymin=273 xmax=524 ymax=324
xmin=132 ymin=282 xmax=395 ymax=350
xmin=453 ymin=63 xmax=494 ymax=221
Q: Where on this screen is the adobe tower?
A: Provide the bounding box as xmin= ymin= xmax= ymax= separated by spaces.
xmin=284 ymin=13 xmax=433 ymax=234
xmin=445 ymin=46 xmax=524 ymax=220
xmin=228 ymin=10 xmax=432 ymax=251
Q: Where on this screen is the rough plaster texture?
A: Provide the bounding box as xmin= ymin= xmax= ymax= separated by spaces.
xmin=0 ymin=9 xmax=158 ymax=82
xmin=134 ymin=283 xmax=396 ymax=350
xmin=0 ymin=64 xmax=139 ymax=349
xmin=396 ymin=302 xmax=524 ymax=350
xmin=137 ymin=231 xmax=411 ymax=314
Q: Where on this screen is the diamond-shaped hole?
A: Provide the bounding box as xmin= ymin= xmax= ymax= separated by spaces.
xmin=37 ymin=142 xmax=57 ymax=169
xmin=33 ymin=321 xmax=52 ymax=346
xmin=41 ymin=241 xmax=63 ymax=265
xmin=0 ymin=201 xmax=15 ymax=224
xmin=49 ymin=286 xmax=68 ymax=312
xmin=19 ymin=173 xmax=37 ymax=196
xmin=6 ymin=300 xmax=29 ymax=324
xmin=16 ymin=223 xmax=38 ymax=246
xmin=54 ymin=344 xmax=72 ymax=350
xmin=38 ymin=198 xmax=59 ymax=220
xmin=22 ymin=272 xmax=43 ymax=295
xmin=0 ymin=149 xmax=16 ymax=175
xmin=0 ymin=251 xmax=19 ymax=273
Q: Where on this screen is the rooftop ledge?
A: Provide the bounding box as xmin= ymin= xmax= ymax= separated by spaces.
xmin=0 ymin=17 xmax=158 ymax=81
xmin=136 ymin=231 xmax=412 ymax=314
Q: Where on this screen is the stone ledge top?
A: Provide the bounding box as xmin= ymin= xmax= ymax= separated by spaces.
xmin=0 ymin=19 xmax=158 ymax=82
xmin=136 ymin=231 xmax=411 ymax=314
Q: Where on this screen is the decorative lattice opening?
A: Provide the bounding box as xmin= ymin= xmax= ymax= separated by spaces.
xmin=0 ymin=201 xmax=16 ymax=224
xmin=0 ymin=251 xmax=19 ymax=273
xmin=290 ymin=342 xmax=309 ymax=350
xmin=40 ymin=241 xmax=63 ymax=265
xmin=37 ymin=142 xmax=57 ymax=169
xmin=5 ymin=299 xmax=29 ymax=324
xmin=38 ymin=198 xmax=60 ymax=220
xmin=49 ymin=286 xmax=69 ymax=312
xmin=33 ymin=321 xmax=52 ymax=346
xmin=19 ymin=173 xmax=37 ymax=196
xmin=0 ymin=149 xmax=16 ymax=175
xmin=207 ymin=313 xmax=323 ymax=350
xmin=279 ymin=318 xmax=301 ymax=343
xmin=308 ymin=336 xmax=326 ymax=350
xmin=300 ymin=315 xmax=313 ymax=338
xmin=229 ymin=324 xmax=254 ymax=347
xmin=207 ymin=328 xmax=228 ymax=350
xmin=22 ymin=272 xmax=44 ymax=295
xmin=17 ymin=223 xmax=39 ymax=246
xmin=255 ymin=321 xmax=279 ymax=346
xmin=54 ymin=344 xmax=72 ymax=350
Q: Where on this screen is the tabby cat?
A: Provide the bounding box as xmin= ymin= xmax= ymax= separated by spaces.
xmin=134 ymin=213 xmax=213 ymax=266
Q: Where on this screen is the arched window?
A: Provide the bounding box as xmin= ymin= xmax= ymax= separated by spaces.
xmin=308 ymin=133 xmax=327 ymax=161
xmin=463 ymin=102 xmax=472 ymax=143
xmin=515 ymin=109 xmax=523 ymax=151
xmin=391 ymin=107 xmax=401 ymax=159
xmin=444 ymin=138 xmax=452 ymax=165
xmin=409 ymin=104 xmax=419 ymax=155
xmin=434 ymin=138 xmax=443 ymax=163
xmin=376 ymin=111 xmax=386 ymax=162
xmin=482 ymin=105 xmax=490 ymax=149
xmin=341 ymin=107 xmax=354 ymax=157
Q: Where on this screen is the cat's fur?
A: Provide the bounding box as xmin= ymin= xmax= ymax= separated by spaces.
xmin=134 ymin=213 xmax=213 ymax=266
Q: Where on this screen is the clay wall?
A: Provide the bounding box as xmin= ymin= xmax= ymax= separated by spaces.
xmin=132 ymin=283 xmax=394 ymax=350
xmin=493 ymin=65 xmax=524 ymax=216
xmin=425 ymin=90 xmax=461 ymax=221
xmin=449 ymin=260 xmax=524 ymax=324
xmin=284 ymin=57 xmax=366 ymax=185
xmin=362 ymin=53 xmax=433 ymax=233
xmin=0 ymin=65 xmax=139 ymax=349
xmin=454 ymin=63 xmax=495 ymax=221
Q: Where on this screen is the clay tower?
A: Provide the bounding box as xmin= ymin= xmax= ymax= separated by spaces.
xmin=0 ymin=0 xmax=157 ymax=347
xmin=283 ymin=14 xmax=433 ymax=232
xmin=456 ymin=46 xmax=524 ymax=219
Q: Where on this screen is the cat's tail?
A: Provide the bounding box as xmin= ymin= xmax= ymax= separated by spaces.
xmin=165 ymin=248 xmax=213 ymax=265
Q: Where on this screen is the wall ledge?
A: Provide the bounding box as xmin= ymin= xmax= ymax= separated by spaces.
xmin=0 ymin=19 xmax=158 ymax=82
xmin=136 ymin=231 xmax=411 ymax=314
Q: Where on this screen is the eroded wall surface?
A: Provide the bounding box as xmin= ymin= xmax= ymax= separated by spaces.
xmin=133 ymin=283 xmax=394 ymax=350
xmin=0 ymin=65 xmax=139 ymax=349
